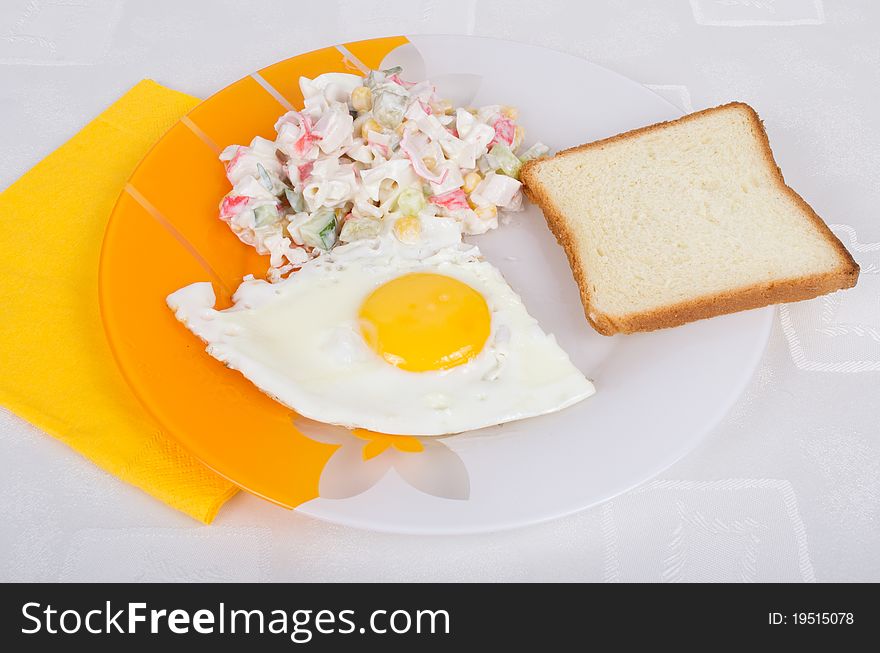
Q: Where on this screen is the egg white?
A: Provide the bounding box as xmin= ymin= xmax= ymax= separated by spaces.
xmin=167 ymin=217 xmax=594 ymax=435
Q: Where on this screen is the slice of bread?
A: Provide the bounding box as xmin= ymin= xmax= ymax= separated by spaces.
xmin=521 ymin=102 xmax=859 ymax=336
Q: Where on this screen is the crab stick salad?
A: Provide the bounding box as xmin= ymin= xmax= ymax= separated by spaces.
xmin=218 ymin=67 xmax=549 ymax=280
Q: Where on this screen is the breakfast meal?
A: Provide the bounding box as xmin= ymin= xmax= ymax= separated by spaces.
xmin=168 ymin=68 xmax=594 ymax=436
xmin=167 ymin=67 xmax=858 ymax=437
xmin=521 ymin=102 xmax=859 ymax=335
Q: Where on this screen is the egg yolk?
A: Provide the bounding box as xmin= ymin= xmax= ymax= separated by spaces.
xmin=358 ymin=273 xmax=491 ymax=372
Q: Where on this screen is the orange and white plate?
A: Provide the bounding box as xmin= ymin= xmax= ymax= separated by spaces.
xmin=99 ymin=35 xmax=773 ymax=533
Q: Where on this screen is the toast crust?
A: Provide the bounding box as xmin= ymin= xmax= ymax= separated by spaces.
xmin=521 ymin=102 xmax=860 ymax=336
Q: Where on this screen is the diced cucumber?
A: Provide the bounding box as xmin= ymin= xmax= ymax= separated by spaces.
xmin=373 ymin=88 xmax=407 ymax=129
xmin=488 ymin=144 xmax=522 ymax=179
xmin=366 ymin=66 xmax=403 ymax=89
xmin=519 ymin=142 xmax=550 ymax=162
xmin=318 ymin=217 xmax=338 ymax=247
xmin=284 ymin=188 xmax=305 ymax=212
xmin=256 ymin=163 xmax=274 ymax=191
xmin=254 ymin=204 xmax=279 ymax=227
xmin=396 ymin=186 xmax=426 ymax=217
xmin=300 ymin=208 xmax=338 ymax=251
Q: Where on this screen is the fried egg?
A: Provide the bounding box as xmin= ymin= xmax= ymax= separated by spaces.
xmin=167 ymin=216 xmax=594 ymax=435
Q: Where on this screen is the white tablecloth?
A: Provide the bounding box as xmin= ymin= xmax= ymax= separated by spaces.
xmin=2 ymin=0 xmax=878 ymax=582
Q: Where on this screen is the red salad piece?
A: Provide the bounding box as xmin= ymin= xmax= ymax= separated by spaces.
xmin=430 ymin=188 xmax=469 ymax=211
xmin=292 ymin=114 xmax=321 ymax=158
xmin=297 ymin=161 xmax=314 ymax=183
xmin=220 ymin=194 xmax=248 ymax=218
xmin=489 ymin=116 xmax=515 ymax=148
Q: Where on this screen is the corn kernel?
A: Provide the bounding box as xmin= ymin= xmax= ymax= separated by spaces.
xmin=501 ymin=106 xmax=519 ymax=120
xmin=361 ymin=118 xmax=382 ymax=139
xmin=393 ymin=215 xmax=421 ymax=244
xmin=474 ymin=204 xmax=498 ymax=221
xmin=421 ymin=156 xmax=437 ymax=171
xmin=511 ymin=125 xmax=525 ymax=150
xmin=351 ymin=86 xmax=372 ymax=112
xmin=462 ymin=171 xmax=482 ymax=194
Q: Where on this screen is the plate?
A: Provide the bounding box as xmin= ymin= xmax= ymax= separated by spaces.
xmin=99 ymin=35 xmax=773 ymax=534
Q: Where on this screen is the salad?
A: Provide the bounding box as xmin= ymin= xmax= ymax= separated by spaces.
xmin=218 ymin=67 xmax=549 ymax=280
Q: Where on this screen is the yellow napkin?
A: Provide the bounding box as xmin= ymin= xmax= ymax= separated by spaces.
xmin=0 ymin=80 xmax=237 ymax=523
